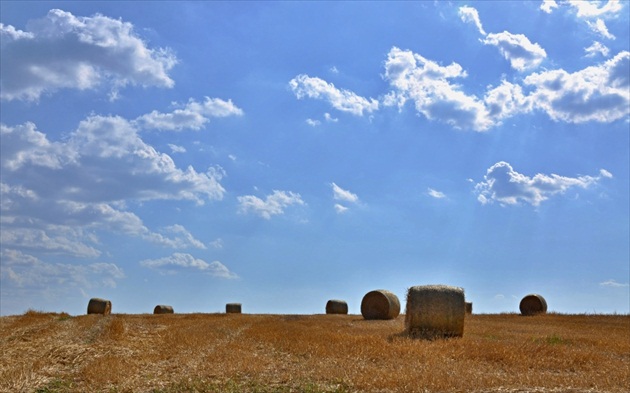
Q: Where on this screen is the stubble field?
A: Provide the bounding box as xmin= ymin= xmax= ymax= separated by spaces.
xmin=0 ymin=311 xmax=628 ymax=393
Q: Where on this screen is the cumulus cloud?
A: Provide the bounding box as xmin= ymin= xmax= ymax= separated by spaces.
xmin=289 ymin=74 xmax=379 ymax=116
xmin=140 ymin=253 xmax=238 ymax=279
xmin=524 ymin=51 xmax=629 ymax=123
xmin=585 ymin=41 xmax=610 ymax=57
xmin=459 ymin=6 xmax=486 ymax=35
xmin=237 ymin=190 xmax=305 ymax=219
xmin=0 ymin=9 xmax=177 ymax=101
xmin=383 ymin=47 xmax=493 ymax=131
xmin=0 ymin=248 xmax=124 ymax=289
xmin=567 ymin=0 xmax=623 ymax=18
xmin=482 ymin=31 xmax=547 ymax=71
xmin=306 ymin=118 xmax=321 ymax=127
xmin=475 ymin=161 xmax=611 ymax=206
xmin=135 ymin=97 xmax=243 ymax=131
xmin=540 ymin=0 xmax=559 ymax=13
xmin=1 ymin=111 xmax=223 ymax=260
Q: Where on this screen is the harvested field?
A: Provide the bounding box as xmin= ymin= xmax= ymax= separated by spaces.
xmin=0 ymin=311 xmax=628 ymax=392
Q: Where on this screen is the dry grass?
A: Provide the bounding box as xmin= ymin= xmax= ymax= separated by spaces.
xmin=1 ymin=311 xmax=628 ymax=392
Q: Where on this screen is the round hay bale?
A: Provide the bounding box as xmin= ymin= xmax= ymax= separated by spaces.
xmin=153 ymin=305 xmax=174 ymax=314
xmin=361 ymin=289 xmax=400 ymax=320
xmin=519 ymin=294 xmax=547 ymax=316
xmin=465 ymin=301 xmax=473 ymax=314
xmin=226 ymin=303 xmax=242 ymax=314
xmin=87 ymin=298 xmax=111 ymax=315
xmin=405 ymin=285 xmax=465 ymax=339
xmin=326 ymin=299 xmax=348 ymax=314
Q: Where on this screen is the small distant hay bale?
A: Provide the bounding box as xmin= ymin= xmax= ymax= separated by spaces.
xmin=361 ymin=289 xmax=400 ymax=320
xmin=87 ymin=298 xmax=111 ymax=315
xmin=226 ymin=303 xmax=242 ymax=314
xmin=405 ymin=285 xmax=465 ymax=339
xmin=153 ymin=305 xmax=174 ymax=314
xmin=326 ymin=299 xmax=348 ymax=314
xmin=519 ymin=294 xmax=547 ymax=316
xmin=465 ymin=301 xmax=473 ymax=314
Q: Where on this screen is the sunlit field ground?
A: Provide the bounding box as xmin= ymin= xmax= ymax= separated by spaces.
xmin=1 ymin=311 xmax=628 ymax=393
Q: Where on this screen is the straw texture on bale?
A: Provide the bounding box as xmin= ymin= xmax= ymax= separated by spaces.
xmin=519 ymin=294 xmax=547 ymax=316
xmin=226 ymin=303 xmax=242 ymax=314
xmin=361 ymin=290 xmax=400 ymax=320
xmin=326 ymin=299 xmax=348 ymax=315
xmin=87 ymin=298 xmax=111 ymax=315
xmin=153 ymin=305 xmax=174 ymax=314
xmin=405 ymin=285 xmax=465 ymax=339
xmin=465 ymin=302 xmax=473 ymax=314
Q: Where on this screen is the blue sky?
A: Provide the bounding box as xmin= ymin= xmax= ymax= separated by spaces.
xmin=1 ymin=1 xmax=628 ymax=316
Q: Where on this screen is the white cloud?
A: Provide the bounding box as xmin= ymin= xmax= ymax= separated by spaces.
xmin=0 ymin=248 xmax=124 ymax=289
xmin=306 ymin=118 xmax=321 ymax=127
xmin=540 ymin=0 xmax=559 ymax=13
xmin=331 ymin=183 xmax=360 ymax=213
xmin=482 ymin=31 xmax=547 ymax=71
xmin=483 ymin=80 xmax=531 ymax=122
xmin=289 ymin=74 xmax=379 ymax=116
xmin=587 ymin=18 xmax=615 ymax=40
xmin=334 ymin=204 xmax=349 ymax=214
xmin=585 ymin=41 xmax=610 ymax=57
xmin=567 ymin=0 xmax=623 ymax=18
xmin=427 ymin=188 xmax=446 ymax=199
xmin=0 ymin=9 xmax=177 ymax=101
xmin=599 ymin=279 xmax=629 ymax=288
xmin=140 ymin=253 xmax=237 ymax=279
xmin=475 ymin=161 xmax=611 ymax=206
xmin=524 ymin=51 xmax=629 ymax=123
xmin=237 ymin=190 xmax=305 ymax=219
xmin=458 ymin=6 xmax=486 ymax=35
xmin=383 ymin=47 xmax=493 ymax=131
xmin=1 ymin=112 xmax=223 ymax=261
xmin=331 ymin=183 xmax=359 ymax=203
xmin=168 ymin=144 xmax=186 ymax=153
xmin=324 ymin=113 xmax=339 ymax=122
xmin=135 ymin=97 xmax=243 ymax=131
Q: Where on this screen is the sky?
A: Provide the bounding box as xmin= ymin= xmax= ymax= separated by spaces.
xmin=1 ymin=1 xmax=628 ymax=316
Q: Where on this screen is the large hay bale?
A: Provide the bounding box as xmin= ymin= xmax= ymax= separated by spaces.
xmin=361 ymin=289 xmax=400 ymax=320
xmin=465 ymin=301 xmax=473 ymax=314
xmin=405 ymin=285 xmax=465 ymax=339
xmin=326 ymin=299 xmax=348 ymax=314
xmin=226 ymin=303 xmax=242 ymax=314
xmin=87 ymin=298 xmax=111 ymax=315
xmin=519 ymin=294 xmax=547 ymax=316
xmin=153 ymin=305 xmax=174 ymax=314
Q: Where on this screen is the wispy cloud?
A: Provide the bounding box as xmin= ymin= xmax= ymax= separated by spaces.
xmin=599 ymin=279 xmax=629 ymax=288
xmin=289 ymin=74 xmax=379 ymax=116
xmin=0 ymin=9 xmax=177 ymax=101
xmin=140 ymin=253 xmax=238 ymax=279
xmin=331 ymin=183 xmax=360 ymax=213
xmin=0 ymin=248 xmax=125 ymax=289
xmin=475 ymin=162 xmax=611 ymax=206
xmin=237 ymin=190 xmax=305 ymax=219
xmin=458 ymin=6 xmax=486 ymax=35
xmin=585 ymin=41 xmax=610 ymax=57
xmin=427 ymin=188 xmax=446 ymax=199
